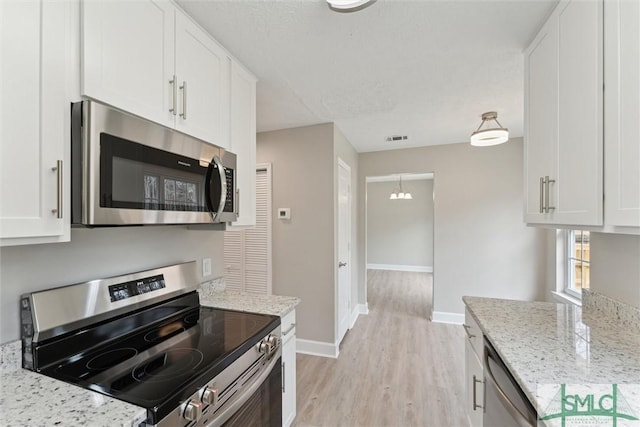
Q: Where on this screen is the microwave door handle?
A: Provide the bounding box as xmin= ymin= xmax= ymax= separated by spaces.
xmin=208 ymin=156 xmax=227 ymax=221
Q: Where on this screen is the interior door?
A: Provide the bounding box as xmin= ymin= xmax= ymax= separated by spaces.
xmin=337 ymin=159 xmax=352 ymax=345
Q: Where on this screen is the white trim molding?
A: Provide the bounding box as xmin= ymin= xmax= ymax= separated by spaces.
xmin=367 ymin=264 xmax=433 ymax=273
xmin=296 ymin=339 xmax=339 ymax=359
xmin=432 ymin=311 xmax=464 ymax=325
xmin=349 ymin=303 xmax=369 ymax=329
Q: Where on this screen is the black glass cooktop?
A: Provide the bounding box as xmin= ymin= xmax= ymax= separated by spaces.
xmin=39 ymin=302 xmax=279 ymax=421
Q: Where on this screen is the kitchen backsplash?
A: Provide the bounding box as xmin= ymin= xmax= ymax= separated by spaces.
xmin=583 ymin=288 xmax=640 ymax=334
xmin=198 ymin=276 xmax=226 ymax=299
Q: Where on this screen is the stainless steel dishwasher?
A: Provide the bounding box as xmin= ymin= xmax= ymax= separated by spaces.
xmin=483 ymin=338 xmax=538 ymax=427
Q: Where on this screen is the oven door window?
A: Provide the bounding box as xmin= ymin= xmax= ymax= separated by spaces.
xmin=100 ymin=133 xmax=212 ymax=212
xmin=223 ymin=357 xmax=282 ymax=427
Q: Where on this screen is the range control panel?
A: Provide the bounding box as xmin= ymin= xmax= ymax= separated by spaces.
xmin=108 ymin=274 xmax=166 ymax=302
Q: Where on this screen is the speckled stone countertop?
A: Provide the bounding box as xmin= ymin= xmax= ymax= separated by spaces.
xmin=463 ymin=296 xmax=640 ymax=417
xmin=199 ymin=287 xmax=300 ymax=317
xmin=0 ymin=342 xmax=146 ymax=427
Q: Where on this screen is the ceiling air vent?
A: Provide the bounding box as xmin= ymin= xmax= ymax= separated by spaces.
xmin=386 ymin=135 xmax=408 ymax=142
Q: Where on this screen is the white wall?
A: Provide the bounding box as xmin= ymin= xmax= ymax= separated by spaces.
xmin=590 ymin=233 xmax=640 ymax=307
xmin=0 ymin=227 xmax=224 ymax=343
xmin=367 ymin=179 xmax=434 ymax=268
xmin=358 ymin=138 xmax=548 ymax=318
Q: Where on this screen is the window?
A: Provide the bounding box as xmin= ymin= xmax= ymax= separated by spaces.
xmin=566 ymin=230 xmax=590 ymax=298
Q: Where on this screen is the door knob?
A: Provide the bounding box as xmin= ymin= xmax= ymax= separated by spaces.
xmin=338 ymin=262 xmax=347 ymax=268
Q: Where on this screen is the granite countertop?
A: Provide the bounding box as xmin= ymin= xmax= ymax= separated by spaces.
xmin=0 ymin=341 xmax=146 ymax=427
xmin=198 ymin=287 xmax=301 ymax=317
xmin=463 ymin=296 xmax=640 ymax=419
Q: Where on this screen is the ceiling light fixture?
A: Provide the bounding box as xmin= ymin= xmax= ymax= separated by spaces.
xmin=389 ymin=176 xmax=412 ymax=200
xmin=470 ymin=111 xmax=509 ymax=147
xmin=327 ymin=0 xmax=376 ymax=12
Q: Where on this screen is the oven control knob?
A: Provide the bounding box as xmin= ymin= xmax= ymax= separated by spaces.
xmin=183 ymin=400 xmax=202 ymax=422
xmin=201 ymin=386 xmax=219 ymax=406
xmin=267 ymin=334 xmax=279 ymax=348
xmin=257 ymin=340 xmax=270 ymax=354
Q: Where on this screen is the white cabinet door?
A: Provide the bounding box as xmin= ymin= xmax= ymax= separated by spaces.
xmin=175 ymin=12 xmax=230 ymax=148
xmin=465 ymin=339 xmax=483 ymax=427
xmin=604 ymin=0 xmax=640 ymax=227
xmin=524 ymin=0 xmax=603 ymax=226
xmin=524 ymin=18 xmax=558 ymax=224
xmin=82 ymin=0 xmax=175 ymax=129
xmin=554 ymin=0 xmax=603 ymax=226
xmin=281 ymin=310 xmax=296 ymax=427
xmin=228 ymin=60 xmax=257 ymax=228
xmin=0 ymin=0 xmax=71 ymax=245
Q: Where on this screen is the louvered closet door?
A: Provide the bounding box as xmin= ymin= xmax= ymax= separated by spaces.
xmin=224 ymin=167 xmax=271 ymax=294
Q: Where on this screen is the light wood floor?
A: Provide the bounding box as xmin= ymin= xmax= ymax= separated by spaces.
xmin=293 ymin=270 xmax=468 ymax=427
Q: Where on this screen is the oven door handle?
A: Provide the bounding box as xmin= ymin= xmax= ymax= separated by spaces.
xmin=206 ymin=348 xmax=281 ymax=427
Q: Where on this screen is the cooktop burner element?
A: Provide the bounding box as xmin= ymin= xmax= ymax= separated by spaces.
xmin=132 ymin=348 xmax=204 ymax=382
xmin=86 ymin=348 xmax=138 ymax=371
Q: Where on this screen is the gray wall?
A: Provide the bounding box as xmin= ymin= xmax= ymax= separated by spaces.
xmin=257 ymin=123 xmax=336 ymax=344
xmin=367 ymin=179 xmax=434 ymax=268
xmin=590 ymin=233 xmax=640 ymax=307
xmin=358 ymin=138 xmax=548 ymax=316
xmin=0 ymin=227 xmax=224 ymax=343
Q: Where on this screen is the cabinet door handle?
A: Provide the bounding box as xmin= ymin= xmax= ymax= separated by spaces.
xmin=169 ymin=75 xmax=177 ymax=116
xmin=51 ymin=160 xmax=62 ymax=218
xmin=545 ymin=176 xmax=556 ymax=213
xmin=282 ymin=323 xmax=296 ymax=336
xmin=282 ymin=361 xmax=286 ymax=393
xmin=180 ymin=81 xmax=187 ymax=120
xmin=235 ymin=188 xmax=240 ymax=216
xmin=462 ymin=324 xmax=475 ymax=339
xmin=472 ymin=374 xmax=483 ymax=410
xmin=539 ymin=176 xmax=545 ymax=213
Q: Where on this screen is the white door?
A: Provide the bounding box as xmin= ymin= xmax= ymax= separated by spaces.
xmin=224 ymin=166 xmax=272 ymax=293
xmin=81 ymin=0 xmax=175 ymax=128
xmin=337 ymin=159 xmax=351 ymax=344
xmin=175 ymin=12 xmax=229 ymax=147
xmin=1 ymin=0 xmax=69 ymax=244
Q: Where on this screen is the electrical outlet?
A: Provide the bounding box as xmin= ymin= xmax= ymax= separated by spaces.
xmin=202 ymin=258 xmax=212 ymax=277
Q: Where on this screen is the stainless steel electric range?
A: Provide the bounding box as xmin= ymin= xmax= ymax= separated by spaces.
xmin=20 ymin=262 xmax=282 ymax=427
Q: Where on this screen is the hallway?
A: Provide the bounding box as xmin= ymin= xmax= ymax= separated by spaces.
xmin=293 ymin=270 xmax=467 ymax=427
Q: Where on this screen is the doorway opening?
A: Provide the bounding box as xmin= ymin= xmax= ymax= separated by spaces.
xmin=365 ymin=173 xmax=434 ymax=320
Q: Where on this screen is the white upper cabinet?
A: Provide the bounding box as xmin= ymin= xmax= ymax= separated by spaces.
xmin=524 ymin=0 xmax=603 ymax=227
xmin=82 ymin=0 xmax=175 ymax=129
xmin=604 ymin=0 xmax=640 ymax=227
xmin=175 ymin=13 xmax=230 ymax=146
xmin=1 ymin=0 xmax=74 ymax=246
xmin=227 ymin=60 xmax=257 ymax=228
xmin=82 ymin=0 xmax=231 ymax=148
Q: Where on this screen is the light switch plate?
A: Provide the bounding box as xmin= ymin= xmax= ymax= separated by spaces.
xmin=202 ymin=258 xmax=212 ymax=277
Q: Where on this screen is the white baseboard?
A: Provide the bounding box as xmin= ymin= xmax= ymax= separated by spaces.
xmin=367 ymin=264 xmax=433 ymax=273
xmin=296 ymin=338 xmax=339 ymax=359
xmin=432 ymin=311 xmax=464 ymax=325
xmin=349 ymin=303 xmax=369 ymax=329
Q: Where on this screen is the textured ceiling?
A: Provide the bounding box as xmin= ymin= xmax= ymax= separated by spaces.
xmin=177 ymin=0 xmax=558 ymax=152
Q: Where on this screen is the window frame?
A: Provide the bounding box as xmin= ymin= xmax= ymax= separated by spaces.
xmin=565 ymin=229 xmax=590 ymax=299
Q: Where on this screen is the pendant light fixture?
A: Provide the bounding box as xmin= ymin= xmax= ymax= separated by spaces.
xmin=327 ymin=0 xmax=376 ymax=12
xmin=470 ymin=111 xmax=509 ymax=146
xmin=389 ymin=176 xmax=412 ymax=200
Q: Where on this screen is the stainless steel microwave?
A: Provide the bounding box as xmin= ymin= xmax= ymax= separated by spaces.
xmin=71 ymin=101 xmax=237 ymax=226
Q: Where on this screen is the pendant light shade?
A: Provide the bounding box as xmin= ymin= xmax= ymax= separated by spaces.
xmin=470 ymin=111 xmax=509 ymax=147
xmin=389 ymin=176 xmax=412 ymax=200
